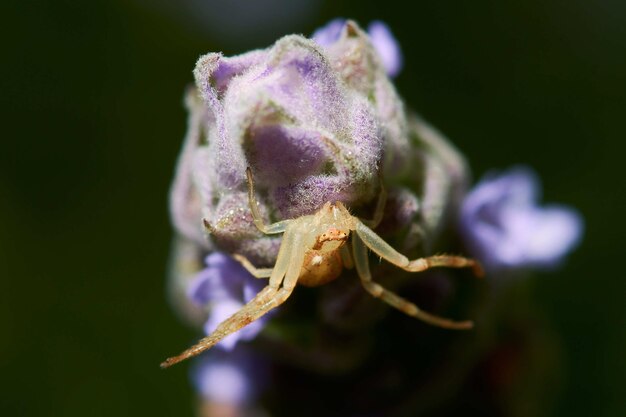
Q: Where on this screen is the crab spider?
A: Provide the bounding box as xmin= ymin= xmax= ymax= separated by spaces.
xmin=160 ymin=168 xmax=483 ymax=368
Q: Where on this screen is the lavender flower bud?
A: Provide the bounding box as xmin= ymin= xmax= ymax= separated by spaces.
xmin=167 ymin=24 xmax=476 ymax=360
xmin=170 ymin=20 xmax=440 ymax=264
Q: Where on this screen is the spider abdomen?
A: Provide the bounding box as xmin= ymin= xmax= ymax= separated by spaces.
xmin=298 ymin=248 xmax=344 ymax=287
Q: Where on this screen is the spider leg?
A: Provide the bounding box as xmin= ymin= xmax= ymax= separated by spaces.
xmin=160 ymin=286 xmax=280 ymax=368
xmin=161 ymin=227 xmax=302 ymax=368
xmin=352 ymin=234 xmax=474 ymax=330
xmin=340 ymin=244 xmax=354 ymax=270
xmin=232 ymin=254 xmax=273 ymax=278
xmin=355 ymin=221 xmax=483 ymax=277
xmin=246 ymin=167 xmax=291 ymax=234
xmin=361 ymin=177 xmax=387 ymax=229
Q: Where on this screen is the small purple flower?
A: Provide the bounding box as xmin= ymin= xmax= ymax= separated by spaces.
xmin=460 ymin=166 xmax=583 ymax=271
xmin=311 ymin=18 xmax=346 ymax=47
xmin=367 ymin=21 xmax=403 ymax=78
xmin=191 ymin=347 xmax=267 ymax=405
xmin=312 ymin=19 xmax=403 ymax=77
xmin=187 ymin=252 xmax=269 ymax=350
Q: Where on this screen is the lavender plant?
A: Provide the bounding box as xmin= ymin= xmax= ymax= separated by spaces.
xmin=166 ymin=19 xmax=583 ymax=416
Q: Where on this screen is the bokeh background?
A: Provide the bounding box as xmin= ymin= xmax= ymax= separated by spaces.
xmin=1 ymin=0 xmax=624 ymax=416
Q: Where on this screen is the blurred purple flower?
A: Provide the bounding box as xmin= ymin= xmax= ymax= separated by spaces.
xmin=367 ymin=21 xmax=403 ymax=77
xmin=187 ymin=252 xmax=268 ymax=350
xmin=191 ymin=347 xmax=267 ymax=405
xmin=460 ymin=167 xmax=583 ymax=271
xmin=312 ymin=19 xmax=403 ymax=77
xmin=311 ymin=18 xmax=345 ymax=47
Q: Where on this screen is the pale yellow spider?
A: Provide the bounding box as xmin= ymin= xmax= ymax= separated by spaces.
xmin=161 ymin=168 xmax=482 ymax=368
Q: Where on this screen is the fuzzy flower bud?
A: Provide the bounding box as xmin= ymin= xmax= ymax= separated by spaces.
xmin=170 ymin=20 xmax=464 ymax=266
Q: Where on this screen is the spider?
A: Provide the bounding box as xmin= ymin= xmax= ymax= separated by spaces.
xmin=161 ymin=168 xmax=483 ymax=368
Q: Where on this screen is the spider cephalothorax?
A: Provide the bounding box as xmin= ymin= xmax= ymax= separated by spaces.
xmin=161 ymin=168 xmax=482 ymax=368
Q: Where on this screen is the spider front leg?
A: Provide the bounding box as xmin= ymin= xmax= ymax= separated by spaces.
xmin=246 ymin=167 xmax=292 ymax=235
xmin=352 ymin=224 xmax=477 ymax=330
xmin=160 ymin=226 xmax=305 ymax=368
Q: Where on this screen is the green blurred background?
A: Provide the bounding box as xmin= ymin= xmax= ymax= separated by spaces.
xmin=1 ymin=0 xmax=624 ymax=416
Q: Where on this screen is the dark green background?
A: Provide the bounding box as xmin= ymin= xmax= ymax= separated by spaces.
xmin=1 ymin=1 xmax=624 ymax=416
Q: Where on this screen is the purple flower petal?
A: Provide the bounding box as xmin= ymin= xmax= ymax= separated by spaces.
xmin=186 ymin=252 xmax=270 ymax=349
xmin=187 ymin=252 xmax=249 ymax=305
xmin=211 ymin=50 xmax=267 ymax=94
xmin=203 ymin=299 xmax=266 ymax=351
xmin=461 ymin=166 xmax=584 ymax=271
xmin=194 ymin=53 xmax=248 ymax=188
xmin=195 ymin=359 xmax=250 ymax=403
xmin=367 ymin=21 xmax=403 ymax=77
xmin=312 ymin=19 xmax=403 ymax=77
xmin=311 ymin=18 xmax=346 ymax=47
xmin=246 ymin=123 xmax=330 ymax=187
xmin=169 ymin=92 xmax=211 ymax=247
xmin=191 ymin=348 xmax=267 ymax=405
